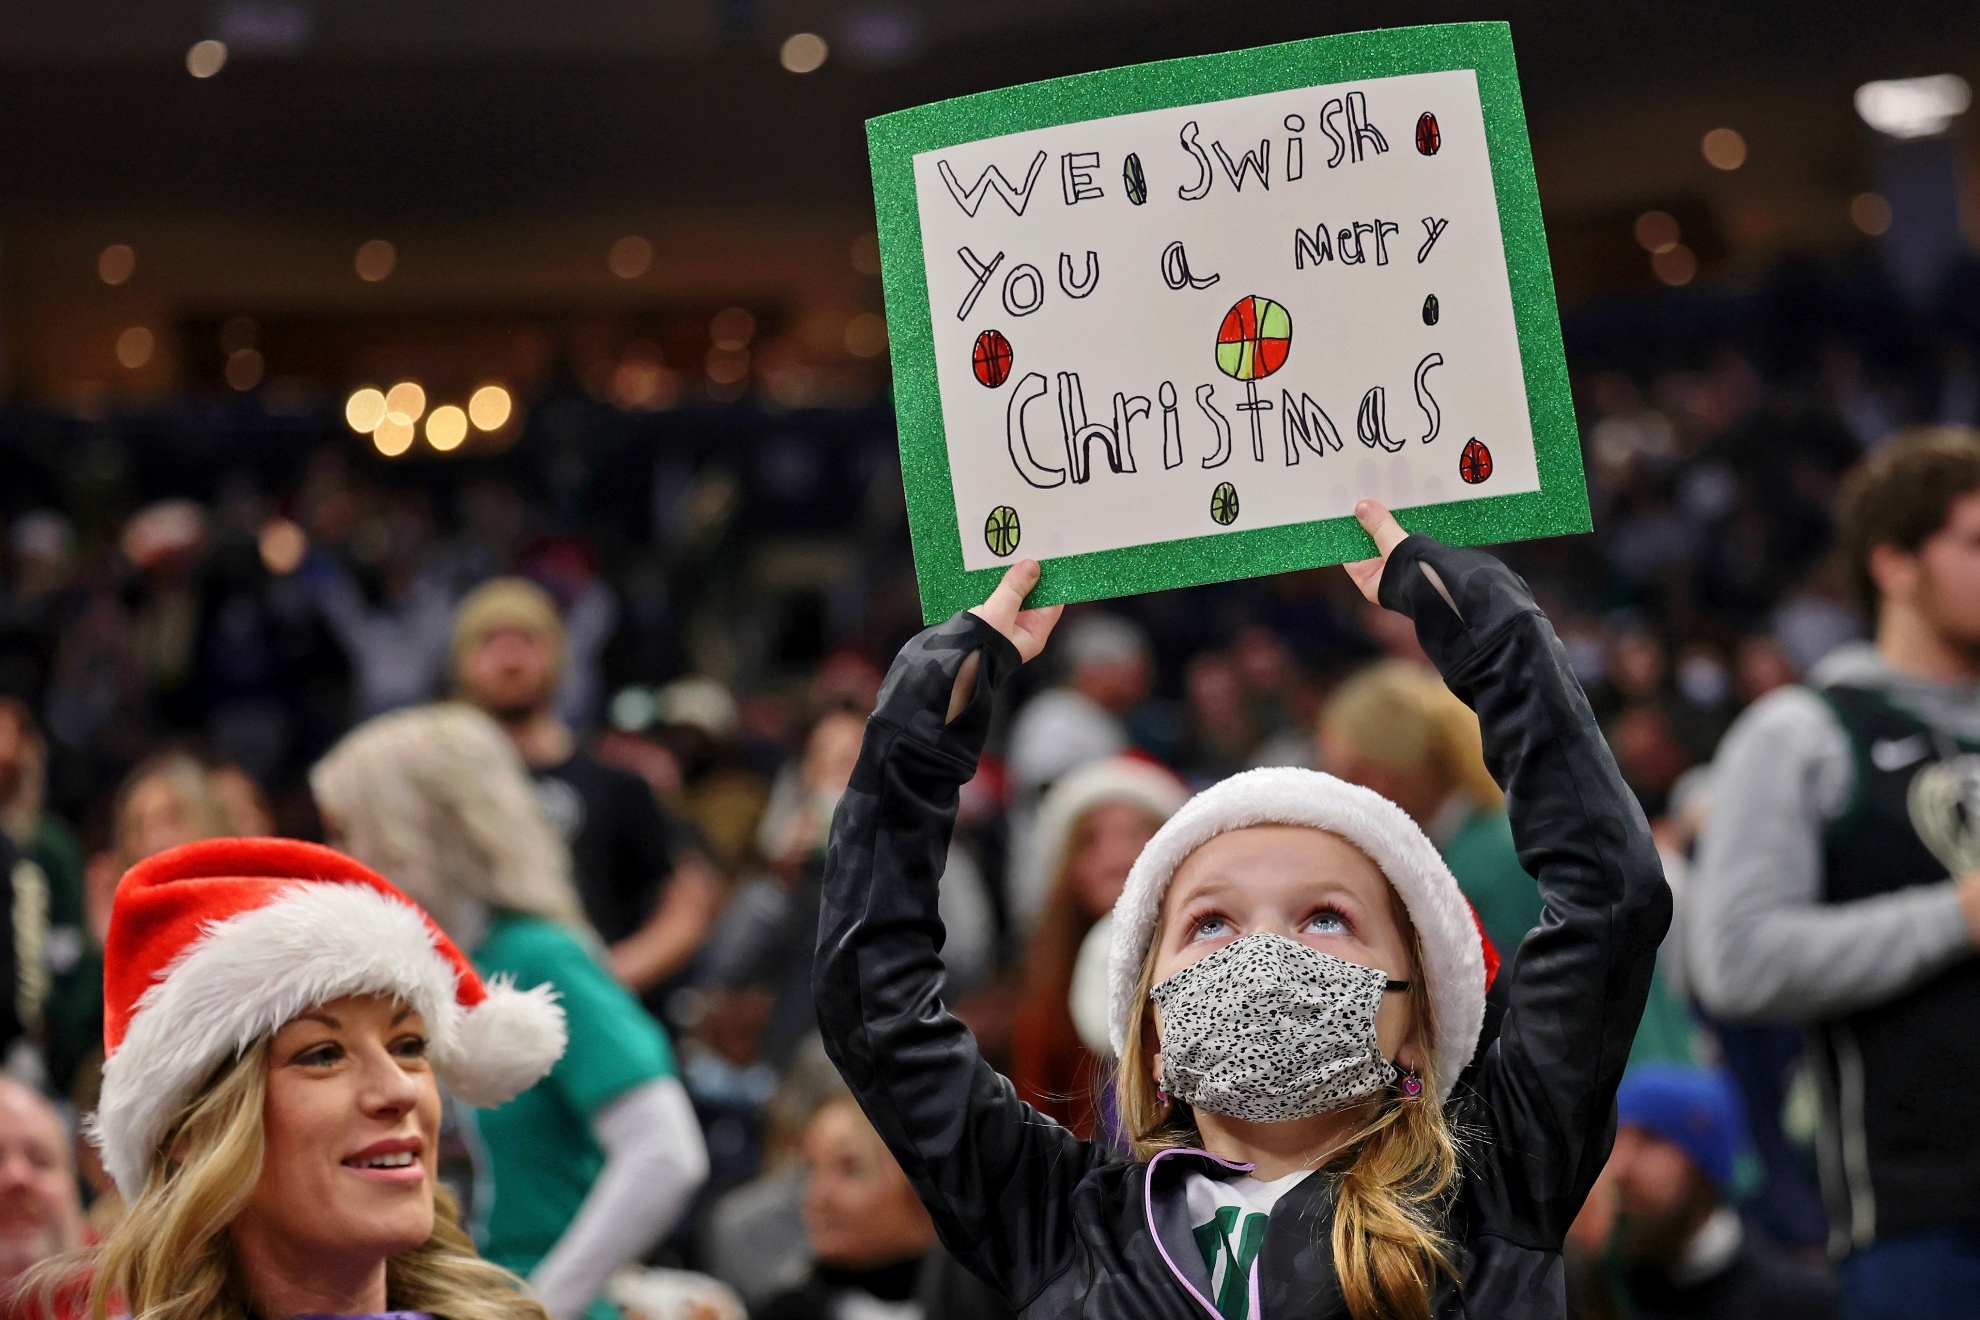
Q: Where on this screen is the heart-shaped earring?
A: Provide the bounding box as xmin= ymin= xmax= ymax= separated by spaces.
xmin=1399 ymin=1071 xmax=1423 ymax=1099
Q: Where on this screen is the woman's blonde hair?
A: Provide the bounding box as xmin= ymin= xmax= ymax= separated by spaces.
xmin=26 ymin=1039 xmax=546 ymax=1320
xmin=1321 ymin=662 xmax=1501 ymax=814
xmin=310 ymin=703 xmax=588 ymax=942
xmin=1116 ymin=871 xmax=1459 ymax=1320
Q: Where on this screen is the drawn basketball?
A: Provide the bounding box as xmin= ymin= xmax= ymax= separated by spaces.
xmin=1422 ymin=293 xmax=1440 ymax=326
xmin=972 ymin=330 xmax=1013 ymax=388
xmin=1123 ymin=153 xmax=1148 ymax=206
xmin=1214 ymin=296 xmax=1292 ymax=381
xmin=1210 ymin=482 xmax=1240 ymax=526
xmin=984 ymin=504 xmax=1021 ymax=556
xmin=1416 ymin=112 xmax=1441 ymax=156
xmin=1459 ymin=438 xmax=1493 ymax=484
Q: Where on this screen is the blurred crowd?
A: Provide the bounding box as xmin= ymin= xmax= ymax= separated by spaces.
xmin=0 ymin=251 xmax=1973 ymax=1319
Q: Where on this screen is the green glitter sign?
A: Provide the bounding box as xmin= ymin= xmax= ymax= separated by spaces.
xmin=869 ymin=22 xmax=1587 ymax=623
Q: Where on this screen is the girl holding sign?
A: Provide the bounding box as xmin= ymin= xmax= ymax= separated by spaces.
xmin=815 ymin=500 xmax=1669 ymax=1320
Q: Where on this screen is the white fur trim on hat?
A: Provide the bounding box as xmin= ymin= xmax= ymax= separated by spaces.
xmin=1106 ymin=766 xmax=1484 ymax=1100
xmin=93 ymin=883 xmax=565 ymax=1199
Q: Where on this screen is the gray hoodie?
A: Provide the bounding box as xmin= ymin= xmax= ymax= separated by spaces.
xmin=1690 ymin=642 xmax=1980 ymax=1023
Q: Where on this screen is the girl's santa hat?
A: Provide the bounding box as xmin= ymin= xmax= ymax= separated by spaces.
xmin=94 ymin=837 xmax=567 ymax=1199
xmin=1107 ymin=766 xmax=1494 ymax=1100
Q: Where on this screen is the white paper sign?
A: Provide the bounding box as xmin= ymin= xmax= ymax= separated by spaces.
xmin=911 ymin=68 xmax=1538 ymax=571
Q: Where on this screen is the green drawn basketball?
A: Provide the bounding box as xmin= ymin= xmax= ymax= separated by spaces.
xmin=1210 ymin=482 xmax=1240 ymax=526
xmin=984 ymin=505 xmax=1021 ymax=556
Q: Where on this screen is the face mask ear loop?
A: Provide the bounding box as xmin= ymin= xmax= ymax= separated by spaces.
xmin=1383 ymin=979 xmax=1411 ymax=992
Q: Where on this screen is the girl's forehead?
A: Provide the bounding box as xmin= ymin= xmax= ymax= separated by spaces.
xmin=1164 ymin=825 xmax=1387 ymax=908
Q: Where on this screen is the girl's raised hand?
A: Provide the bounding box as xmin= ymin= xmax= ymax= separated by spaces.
xmin=1342 ymin=499 xmax=1410 ymax=605
xmin=948 ymin=560 xmax=1064 ymax=723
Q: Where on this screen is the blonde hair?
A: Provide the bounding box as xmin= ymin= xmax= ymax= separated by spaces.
xmin=310 ymin=703 xmax=588 ymax=942
xmin=25 ymin=1040 xmax=545 ymax=1320
xmin=451 ymin=578 xmax=565 ymax=686
xmin=115 ymin=752 xmax=230 ymax=865
xmin=1322 ymin=662 xmax=1501 ymax=813
xmin=1116 ymin=873 xmax=1459 ymax=1320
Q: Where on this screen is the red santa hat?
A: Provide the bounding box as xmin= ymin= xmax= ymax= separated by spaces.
xmin=94 ymin=837 xmax=567 ymax=1199
xmin=1107 ymin=766 xmax=1492 ymax=1101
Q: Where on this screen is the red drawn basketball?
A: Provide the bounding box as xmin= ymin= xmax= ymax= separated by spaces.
xmin=1459 ymin=438 xmax=1493 ymax=484
xmin=1416 ymin=112 xmax=1441 ymax=156
xmin=972 ymin=329 xmax=1013 ymax=388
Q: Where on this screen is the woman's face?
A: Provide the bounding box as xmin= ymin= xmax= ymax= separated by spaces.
xmin=799 ymin=1101 xmax=933 ymax=1271
xmin=231 ymin=994 xmax=441 ymax=1278
xmin=1066 ymin=801 xmax=1162 ymax=918
xmin=121 ymin=774 xmax=206 ymax=863
xmin=1149 ymin=825 xmax=1420 ymax=1071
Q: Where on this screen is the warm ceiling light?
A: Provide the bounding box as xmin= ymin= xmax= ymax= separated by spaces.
xmin=1652 ymin=244 xmax=1697 ymax=287
xmin=1701 ymin=128 xmax=1746 ymax=170
xmin=258 ymin=518 xmax=307 ymax=576
xmin=97 ymin=244 xmax=136 ymax=286
xmin=373 ymin=417 xmax=416 ymax=457
xmin=186 ymin=39 xmax=228 ymax=78
xmin=609 ymin=236 xmax=653 ymax=279
xmin=426 ymin=405 xmax=468 ymax=451
xmin=1855 ymin=75 xmax=1972 ymax=140
xmin=354 ymin=240 xmax=397 ymax=283
xmin=1850 ymin=192 xmax=1893 ymax=236
xmin=780 ymin=32 xmax=828 ymax=73
xmin=116 ymin=326 xmax=154 ymax=369
xmin=345 ymin=387 xmax=388 ymax=433
xmin=711 ymin=306 xmax=756 ymax=350
xmin=844 ymin=313 xmax=888 ymax=358
xmin=468 ymin=384 xmax=513 ymax=431
xmin=1632 ymin=211 xmax=1681 ymax=254
xmin=384 ymin=381 xmax=426 ymax=425
xmin=225 ymin=349 xmax=264 ymax=391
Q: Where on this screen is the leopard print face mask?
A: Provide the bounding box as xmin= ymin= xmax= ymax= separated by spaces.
xmin=1150 ymin=932 xmax=1407 ymax=1123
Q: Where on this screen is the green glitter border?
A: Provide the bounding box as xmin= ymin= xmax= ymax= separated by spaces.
xmin=869 ymin=21 xmax=1587 ymax=623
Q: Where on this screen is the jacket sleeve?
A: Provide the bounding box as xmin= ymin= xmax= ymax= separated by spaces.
xmin=815 ymin=610 xmax=1105 ymax=1306
xmin=1377 ymin=537 xmax=1670 ymax=1246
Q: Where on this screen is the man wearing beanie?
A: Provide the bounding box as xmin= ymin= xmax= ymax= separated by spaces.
xmin=1567 ymin=1065 xmax=1837 ymax=1320
xmin=453 ymin=578 xmax=718 ymax=998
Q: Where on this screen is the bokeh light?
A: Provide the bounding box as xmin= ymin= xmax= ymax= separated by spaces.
xmin=609 ymin=236 xmax=653 ymax=279
xmin=97 ymin=244 xmax=136 ymax=286
xmin=384 ymin=381 xmax=426 ymax=425
xmin=426 ymin=404 xmax=468 ymax=451
xmin=844 ymin=313 xmax=888 ymax=358
xmin=1701 ymin=127 xmax=1746 ymax=170
xmin=345 ymin=387 xmax=388 ymax=433
xmin=849 ymin=231 xmax=882 ymax=275
xmin=258 ymin=518 xmax=307 ymax=575
xmin=1632 ymin=211 xmax=1680 ymax=254
xmin=468 ymin=384 xmax=513 ymax=431
xmin=1652 ymin=244 xmax=1697 ymax=286
xmin=780 ymin=33 xmax=828 ymax=73
xmin=355 ymin=240 xmax=397 ymax=282
xmin=116 ymin=326 xmax=154 ymax=369
xmin=373 ymin=417 xmax=416 ymax=457
xmin=1850 ymin=193 xmax=1893 ymax=236
xmin=225 ymin=349 xmax=264 ymax=391
xmin=711 ymin=306 xmax=756 ymax=350
xmin=186 ymin=40 xmax=228 ymax=78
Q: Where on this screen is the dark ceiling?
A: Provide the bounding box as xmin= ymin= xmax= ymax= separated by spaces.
xmin=0 ymin=0 xmax=1974 ymax=224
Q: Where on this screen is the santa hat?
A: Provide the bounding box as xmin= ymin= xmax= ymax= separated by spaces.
xmin=95 ymin=837 xmax=567 ymax=1199
xmin=1107 ymin=766 xmax=1487 ymax=1101
xmin=1014 ymin=756 xmax=1191 ymax=934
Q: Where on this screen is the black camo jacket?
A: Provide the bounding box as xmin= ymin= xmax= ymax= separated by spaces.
xmin=816 ymin=537 xmax=1670 ymax=1319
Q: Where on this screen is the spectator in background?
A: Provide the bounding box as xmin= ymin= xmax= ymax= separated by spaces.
xmin=0 ymin=703 xmax=87 ymax=1094
xmin=1566 ymin=1065 xmax=1837 ymax=1320
xmin=312 ymin=703 xmax=708 ymax=1320
xmin=1691 ymin=429 xmax=1980 ymax=1316
xmin=1004 ymin=614 xmax=1149 ymax=799
xmin=453 ymin=578 xmax=721 ymax=999
xmin=0 ymin=1078 xmax=84 ymax=1286
xmin=295 ymin=495 xmax=456 ymax=718
xmin=1007 ymin=758 xmax=1185 ymax=1141
xmin=754 ymin=1096 xmax=1011 ymax=1320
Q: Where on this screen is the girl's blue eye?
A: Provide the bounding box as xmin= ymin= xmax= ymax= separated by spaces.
xmin=1306 ymin=910 xmax=1349 ymax=936
xmin=1190 ymin=915 xmax=1231 ymax=942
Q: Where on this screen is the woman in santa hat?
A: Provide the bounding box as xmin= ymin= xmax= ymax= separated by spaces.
xmin=57 ymin=834 xmax=568 ymax=1320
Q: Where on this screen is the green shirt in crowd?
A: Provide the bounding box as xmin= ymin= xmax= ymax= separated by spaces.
xmin=1439 ymin=805 xmax=1698 ymax=1072
xmin=463 ymin=911 xmax=678 ymax=1311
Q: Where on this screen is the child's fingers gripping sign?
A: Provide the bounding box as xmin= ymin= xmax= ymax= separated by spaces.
xmin=1343 ymin=499 xmax=1410 ymax=605
xmin=948 ymin=559 xmax=1066 ymax=723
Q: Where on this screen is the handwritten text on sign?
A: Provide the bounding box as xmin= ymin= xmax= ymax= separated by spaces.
xmin=913 ymin=68 xmax=1535 ymax=570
